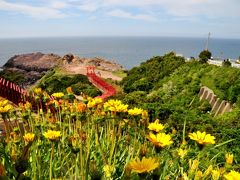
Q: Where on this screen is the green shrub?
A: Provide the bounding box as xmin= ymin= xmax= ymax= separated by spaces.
xmin=37 ymin=70 xmax=101 ymax=96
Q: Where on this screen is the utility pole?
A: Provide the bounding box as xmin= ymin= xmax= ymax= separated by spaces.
xmin=205 ymin=32 xmax=211 ymax=51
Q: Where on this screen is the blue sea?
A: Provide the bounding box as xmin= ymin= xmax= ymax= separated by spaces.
xmin=0 ymin=37 xmax=239 ymax=69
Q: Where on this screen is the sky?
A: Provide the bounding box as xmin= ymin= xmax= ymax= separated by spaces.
xmin=0 ymin=0 xmax=240 ymax=38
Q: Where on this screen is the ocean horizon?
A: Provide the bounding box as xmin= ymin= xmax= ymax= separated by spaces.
xmin=0 ymin=36 xmax=240 ymax=69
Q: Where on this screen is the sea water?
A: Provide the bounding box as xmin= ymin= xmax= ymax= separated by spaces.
xmin=0 ymin=36 xmax=239 ymax=69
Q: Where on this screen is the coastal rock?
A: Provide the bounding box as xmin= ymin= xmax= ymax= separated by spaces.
xmin=3 ymin=52 xmax=61 ymax=72
xmin=1 ymin=52 xmax=123 ymax=88
xmin=81 ymin=57 xmax=123 ymax=71
xmin=1 ymin=52 xmax=61 ymax=87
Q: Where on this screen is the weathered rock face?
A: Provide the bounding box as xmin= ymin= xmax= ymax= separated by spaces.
xmin=86 ymin=57 xmax=123 ymax=71
xmin=4 ymin=52 xmax=61 ymax=72
xmin=70 ymin=56 xmax=123 ymax=71
xmin=1 ymin=52 xmax=61 ymax=87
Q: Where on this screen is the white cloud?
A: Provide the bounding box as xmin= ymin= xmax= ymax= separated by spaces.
xmin=0 ymin=0 xmax=67 ymax=19
xmin=103 ymin=0 xmax=240 ymax=18
xmin=49 ymin=1 xmax=68 ymax=9
xmin=65 ymin=0 xmax=101 ymax=12
xmin=107 ymin=9 xmax=157 ymax=21
xmin=77 ymin=3 xmax=98 ymax=12
xmin=0 ymin=0 xmax=239 ymax=21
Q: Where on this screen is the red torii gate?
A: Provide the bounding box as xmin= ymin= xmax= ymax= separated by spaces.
xmin=86 ymin=66 xmax=116 ymax=100
xmin=86 ymin=66 xmax=96 ymax=75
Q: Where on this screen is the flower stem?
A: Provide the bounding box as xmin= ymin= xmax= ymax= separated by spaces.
xmin=50 ymin=143 xmax=54 ymax=180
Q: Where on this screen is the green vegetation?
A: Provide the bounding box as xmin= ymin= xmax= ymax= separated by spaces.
xmin=112 ymin=70 xmax=127 ymax=79
xmin=121 ymin=52 xmax=185 ymax=93
xmin=199 ymin=50 xmax=212 ymax=63
xmin=0 ymin=70 xmax=25 ymax=84
xmin=120 ymin=53 xmax=240 ymax=159
xmin=0 ymin=91 xmax=239 ymax=179
xmin=222 ymin=59 xmax=232 ymax=67
xmin=1 ymin=52 xmax=240 ymax=179
xmin=35 ymin=69 xmax=101 ymax=97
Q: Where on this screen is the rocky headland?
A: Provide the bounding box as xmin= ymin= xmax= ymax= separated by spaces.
xmin=0 ymin=52 xmax=124 ymax=87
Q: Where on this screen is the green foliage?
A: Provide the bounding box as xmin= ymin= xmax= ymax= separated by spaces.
xmin=1 ymin=96 xmax=239 ymax=179
xmin=36 ymin=69 xmax=101 ymax=96
xmin=122 ymin=91 xmax=147 ymax=105
xmin=222 ymin=59 xmax=232 ymax=67
xmin=199 ymin=50 xmax=212 ymax=63
xmin=120 ymin=53 xmax=240 ymax=156
xmin=121 ymin=52 xmax=185 ymax=93
xmin=112 ymin=70 xmax=127 ymax=78
xmin=0 ymin=70 xmax=25 ymax=84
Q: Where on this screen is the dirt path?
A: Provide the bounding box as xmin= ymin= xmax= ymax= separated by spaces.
xmin=62 ymin=64 xmax=123 ymax=81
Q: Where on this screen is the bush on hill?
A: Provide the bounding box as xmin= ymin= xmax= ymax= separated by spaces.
xmin=199 ymin=50 xmax=212 ymax=63
xmin=36 ymin=69 xmax=101 ymax=97
xmin=0 ymin=70 xmax=25 ymax=84
xmin=121 ymin=52 xmax=185 ymax=93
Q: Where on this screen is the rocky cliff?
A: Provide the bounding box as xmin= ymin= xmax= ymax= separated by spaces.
xmin=0 ymin=52 xmax=123 ymax=87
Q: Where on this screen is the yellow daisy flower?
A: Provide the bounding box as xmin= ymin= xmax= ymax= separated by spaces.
xmin=127 ymin=157 xmax=159 ymax=174
xmin=148 ymin=119 xmax=164 ymax=132
xmin=87 ymin=98 xmax=103 ymax=108
xmin=104 ymin=99 xmax=128 ymax=112
xmin=203 ymin=165 xmax=213 ymax=177
xmin=128 ymin=107 xmax=143 ymax=116
xmin=224 ymin=170 xmax=240 ymax=180
xmin=225 ymin=153 xmax=234 ymax=165
xmin=212 ymin=170 xmax=220 ymax=180
xmin=178 ymin=148 xmax=188 ymax=159
xmin=188 ymin=131 xmax=215 ymax=145
xmin=0 ymin=104 xmax=13 ymax=113
xmin=52 ymin=92 xmax=65 ymax=98
xmin=148 ymin=132 xmax=173 ymax=148
xmin=23 ymin=133 xmax=35 ymax=143
xmin=34 ymin=88 xmax=42 ymax=95
xmin=0 ymin=100 xmax=8 ymax=107
xmin=103 ymin=164 xmax=115 ymax=178
xmin=43 ymin=130 xmax=61 ymax=141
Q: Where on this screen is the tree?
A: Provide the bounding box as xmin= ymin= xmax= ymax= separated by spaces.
xmin=222 ymin=59 xmax=231 ymax=67
xmin=199 ymin=50 xmax=212 ymax=63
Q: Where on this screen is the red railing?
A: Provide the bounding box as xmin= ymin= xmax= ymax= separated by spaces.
xmin=0 ymin=67 xmax=116 ymax=105
xmin=87 ymin=72 xmax=116 ymax=100
xmin=0 ymin=77 xmax=53 ymax=110
xmin=0 ymin=77 xmax=32 ymax=105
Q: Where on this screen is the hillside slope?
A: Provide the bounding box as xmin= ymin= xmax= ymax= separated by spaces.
xmin=120 ymin=53 xmax=240 ymax=157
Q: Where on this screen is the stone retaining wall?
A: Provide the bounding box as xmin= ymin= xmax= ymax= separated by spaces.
xmin=198 ymin=86 xmax=232 ymax=116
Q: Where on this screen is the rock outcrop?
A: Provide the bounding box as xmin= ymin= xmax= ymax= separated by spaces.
xmin=63 ymin=55 xmax=123 ymax=72
xmin=1 ymin=52 xmax=61 ymax=87
xmin=4 ymin=52 xmax=61 ymax=72
xmin=1 ymin=52 xmax=123 ymax=88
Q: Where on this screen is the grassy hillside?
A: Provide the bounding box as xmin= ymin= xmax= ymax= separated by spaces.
xmin=120 ymin=53 xmax=240 ymax=158
xmin=121 ymin=52 xmax=185 ymax=93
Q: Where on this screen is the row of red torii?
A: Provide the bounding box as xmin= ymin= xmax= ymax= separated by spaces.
xmin=0 ymin=66 xmax=116 ymax=106
xmin=86 ymin=66 xmax=116 ymax=100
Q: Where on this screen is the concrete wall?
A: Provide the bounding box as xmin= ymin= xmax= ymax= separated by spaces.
xmin=198 ymin=86 xmax=232 ymax=116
